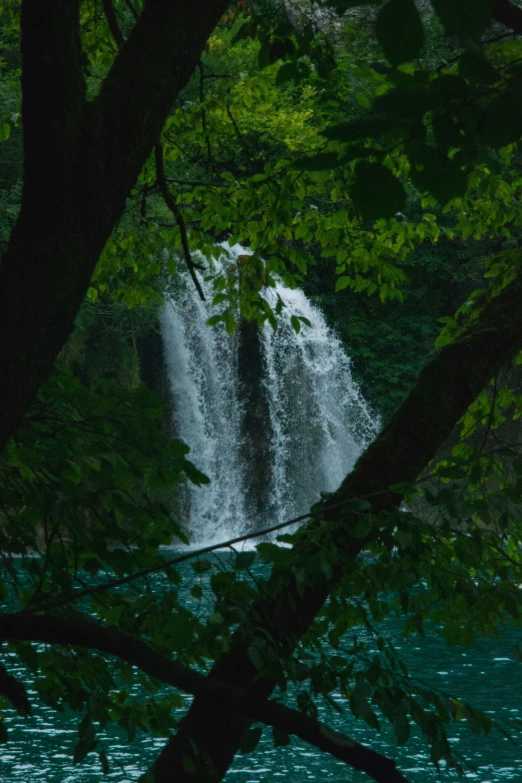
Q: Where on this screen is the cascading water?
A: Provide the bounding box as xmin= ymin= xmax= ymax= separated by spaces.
xmin=260 ymin=284 xmax=377 ymax=524
xmin=160 ymin=246 xmax=378 ymax=545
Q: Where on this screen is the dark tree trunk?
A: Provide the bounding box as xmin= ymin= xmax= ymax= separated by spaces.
xmin=150 ymin=271 xmax=522 ymax=782
xmin=0 ymin=0 xmax=230 ymax=452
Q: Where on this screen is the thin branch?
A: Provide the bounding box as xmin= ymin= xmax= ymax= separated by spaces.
xmin=25 ymin=506 xmax=332 ymax=611
xmin=226 ymin=103 xmax=251 ymax=155
xmin=0 ymin=613 xmax=411 ymax=783
xmin=92 ymin=0 xmax=230 ymax=193
xmin=154 ymin=142 xmax=206 ymax=300
xmin=101 ymin=0 xmax=125 ymax=48
xmin=26 ymin=488 xmax=401 ymax=614
xmin=493 ymin=0 xmax=522 ymax=33
xmin=198 ymin=59 xmax=213 ymax=170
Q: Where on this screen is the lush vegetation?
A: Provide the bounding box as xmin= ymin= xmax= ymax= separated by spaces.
xmin=2 ymin=1 xmax=522 ymax=782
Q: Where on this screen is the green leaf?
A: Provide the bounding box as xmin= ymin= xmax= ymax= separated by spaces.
xmin=459 ymin=51 xmax=500 ymax=85
xmin=363 ymin=709 xmax=381 ymax=730
xmin=290 ymin=315 xmax=301 ymax=334
xmin=79 ymin=714 xmax=93 ymax=740
xmin=0 ymin=123 xmax=10 ymax=142
xmin=322 ymin=117 xmax=406 ymax=142
xmin=409 ymin=146 xmax=468 ymax=203
xmin=335 ymin=276 xmax=351 ymax=292
xmin=98 ymin=750 xmax=110 ymax=774
xmin=351 ymin=515 xmax=373 ymax=538
xmin=431 ymin=0 xmax=491 ymax=38
xmin=356 ymin=93 xmax=371 ymax=109
xmin=269 ymin=38 xmax=295 ymax=64
xmin=234 ymin=551 xmax=256 ymax=570
xmin=273 ymin=727 xmax=291 ymax=747
xmin=351 ymin=162 xmax=406 ymax=221
xmin=258 ymin=40 xmax=271 ymax=69
xmin=182 ymin=755 xmax=197 ymax=773
xmin=224 ymin=311 xmax=236 ymax=335
xmin=394 ymin=713 xmax=410 ymax=745
xmin=430 ymin=75 xmax=468 ymax=103
xmin=74 ymin=736 xmax=96 ymax=764
xmin=478 ymin=91 xmax=522 ymax=149
xmin=191 ymin=559 xmax=212 ymax=574
xmin=372 ymin=88 xmax=432 ymax=119
xmin=240 ymin=727 xmax=263 ymax=754
xmin=276 ymin=62 xmax=299 ymax=85
xmin=294 ymin=152 xmax=345 ymax=171
xmin=232 ymin=20 xmax=257 ymax=45
xmin=375 ymin=0 xmax=424 ymax=67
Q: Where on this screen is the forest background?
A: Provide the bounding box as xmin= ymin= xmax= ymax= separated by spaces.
xmin=2 ymin=0 xmax=522 ymax=782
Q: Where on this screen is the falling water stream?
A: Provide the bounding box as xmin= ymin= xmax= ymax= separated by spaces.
xmin=159 ymin=245 xmax=377 ymax=543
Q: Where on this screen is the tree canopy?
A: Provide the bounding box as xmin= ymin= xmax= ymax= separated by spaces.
xmin=2 ymin=1 xmax=522 ymax=782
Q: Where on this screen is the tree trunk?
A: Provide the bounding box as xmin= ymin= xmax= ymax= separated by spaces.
xmin=151 ymin=270 xmax=522 ymax=782
xmin=0 ymin=0 xmax=230 ymax=452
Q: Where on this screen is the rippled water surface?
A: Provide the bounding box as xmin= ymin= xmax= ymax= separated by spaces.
xmin=2 ymin=560 xmax=521 ymax=782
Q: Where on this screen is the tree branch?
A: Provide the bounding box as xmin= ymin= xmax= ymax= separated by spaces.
xmin=20 ymin=0 xmax=86 ymax=197
xmin=0 ymin=612 xmax=411 ymax=783
xmin=101 ymin=0 xmax=125 ymax=48
xmin=154 ymin=143 xmax=206 ymax=300
xmin=93 ymin=0 xmax=229 ymax=197
xmin=493 ymin=0 xmax=522 ymax=33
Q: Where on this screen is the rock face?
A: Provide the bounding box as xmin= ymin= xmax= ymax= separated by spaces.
xmin=237 ymin=317 xmax=274 ymax=524
xmin=138 ymin=326 xmax=174 ymax=435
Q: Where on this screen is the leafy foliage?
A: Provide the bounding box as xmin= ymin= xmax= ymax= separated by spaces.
xmin=2 ymin=0 xmax=522 ymax=779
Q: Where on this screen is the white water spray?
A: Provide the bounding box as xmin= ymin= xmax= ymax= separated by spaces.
xmin=160 ymin=247 xmax=378 ymax=544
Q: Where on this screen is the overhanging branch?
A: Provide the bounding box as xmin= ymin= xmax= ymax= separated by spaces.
xmin=0 ymin=612 xmax=410 ymax=783
xmin=154 ymin=143 xmax=206 ymax=301
xmin=493 ymin=0 xmax=522 ymax=33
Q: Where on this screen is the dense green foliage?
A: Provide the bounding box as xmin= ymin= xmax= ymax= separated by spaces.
xmin=2 ymin=0 xmax=522 ymax=781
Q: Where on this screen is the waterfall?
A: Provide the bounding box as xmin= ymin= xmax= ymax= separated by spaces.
xmin=159 ymin=247 xmax=378 ymax=545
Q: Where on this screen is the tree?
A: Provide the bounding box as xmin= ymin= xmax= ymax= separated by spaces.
xmin=0 ymin=0 xmax=229 ymax=452
xmin=3 ymin=1 xmax=522 ymax=782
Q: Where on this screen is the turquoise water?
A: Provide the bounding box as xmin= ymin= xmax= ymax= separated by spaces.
xmin=1 ymin=559 xmax=521 ymax=782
